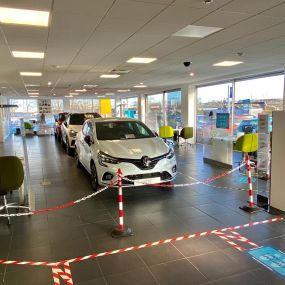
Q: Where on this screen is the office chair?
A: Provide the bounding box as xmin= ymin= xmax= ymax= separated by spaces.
xmin=0 ymin=156 xmax=30 ymax=224
xmin=179 ymin=127 xmax=193 ymax=147
xmin=233 ymin=133 xmax=258 ymax=170
xmin=159 ymin=126 xmax=174 ymax=146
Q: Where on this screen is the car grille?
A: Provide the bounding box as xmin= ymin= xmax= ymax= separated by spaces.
xmin=119 ymin=154 xmax=166 ymax=170
xmin=123 ymin=171 xmax=172 ymax=185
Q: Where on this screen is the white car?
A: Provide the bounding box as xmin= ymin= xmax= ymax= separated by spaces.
xmin=61 ymin=113 xmax=101 ymax=155
xmin=75 ymin=118 xmax=177 ymax=190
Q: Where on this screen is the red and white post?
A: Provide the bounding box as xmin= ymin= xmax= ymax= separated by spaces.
xmin=239 ymin=154 xmax=260 ymax=213
xmin=111 ymin=169 xmax=133 ymax=238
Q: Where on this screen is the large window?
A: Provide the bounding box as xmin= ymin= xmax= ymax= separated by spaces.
xmin=70 ymin=99 xmax=92 ymax=112
xmin=146 ymin=94 xmax=164 ymax=131
xmin=196 ymin=83 xmax=233 ymax=143
xmin=234 ymin=74 xmax=284 ymax=134
xmin=51 ymin=99 xmax=63 ymax=114
xmin=118 ymin=97 xmax=138 ymax=118
xmin=165 ymin=90 xmax=182 ymax=129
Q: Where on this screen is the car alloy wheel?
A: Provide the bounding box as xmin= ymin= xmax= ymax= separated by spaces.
xmin=90 ymin=162 xmax=98 ymax=191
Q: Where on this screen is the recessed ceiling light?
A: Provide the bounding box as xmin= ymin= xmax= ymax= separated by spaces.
xmin=117 ymin=89 xmax=131 ymax=92
xmin=53 ymin=93 xmax=56 ymax=96
xmin=83 ymin=84 xmax=98 ymax=89
xmin=65 ymin=95 xmax=73 ymax=98
xmin=12 ymin=51 xmax=44 ymax=59
xmin=20 ymin=72 xmax=42 ymax=76
xmin=25 ymin=84 xmax=40 ymax=87
xmin=1 ymin=86 xmax=7 ymax=89
xmin=133 ymin=84 xmax=147 ymax=88
xmin=127 ymin=57 xmax=157 ymax=64
xmin=94 ymin=92 xmax=98 ymax=95
xmin=173 ymin=25 xmax=223 ymax=38
xmin=48 ymin=81 xmax=52 ymax=86
xmin=0 ymin=7 xmax=49 ymax=27
xmin=213 ymin=61 xmax=243 ymax=67
xmin=100 ymin=74 xmax=120 ymax=78
xmin=189 ymin=72 xmax=195 ymax=77
xmin=69 ymin=92 xmax=79 ymax=96
xmin=28 ymin=92 xmax=39 ymax=95
xmin=75 ymin=89 xmax=87 ymax=92
xmin=29 ymin=95 xmax=38 ymax=98
xmin=105 ymin=93 xmax=115 ymax=96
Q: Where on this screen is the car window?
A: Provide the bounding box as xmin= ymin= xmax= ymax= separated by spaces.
xmin=95 ymin=121 xmax=155 ymax=140
xmin=69 ymin=113 xmax=101 ymax=125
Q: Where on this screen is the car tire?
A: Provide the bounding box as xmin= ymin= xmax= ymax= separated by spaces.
xmin=75 ymin=148 xmax=81 ymax=168
xmin=90 ymin=162 xmax=98 ymax=191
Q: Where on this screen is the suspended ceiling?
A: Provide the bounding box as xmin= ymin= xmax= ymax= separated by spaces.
xmin=0 ymin=0 xmax=285 ymax=98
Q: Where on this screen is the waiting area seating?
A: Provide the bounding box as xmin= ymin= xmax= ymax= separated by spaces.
xmin=0 ymin=156 xmax=30 ymax=224
xmin=179 ymin=127 xmax=193 ymax=147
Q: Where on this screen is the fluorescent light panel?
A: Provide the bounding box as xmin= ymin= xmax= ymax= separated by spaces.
xmin=27 ymin=89 xmax=39 ymax=92
xmin=0 ymin=7 xmax=49 ymax=26
xmin=75 ymin=89 xmax=87 ymax=92
xmin=100 ymin=74 xmax=120 ymax=78
xmin=28 ymin=92 xmax=39 ymax=95
xmin=127 ymin=57 xmax=157 ymax=64
xmin=117 ymin=89 xmax=130 ymax=92
xmin=29 ymin=95 xmax=38 ymax=98
xmin=25 ymin=84 xmax=40 ymax=86
xmin=213 ymin=61 xmax=243 ymax=67
xmin=133 ymin=84 xmax=147 ymax=88
xmin=105 ymin=93 xmax=114 ymax=95
xmin=12 ymin=51 xmax=44 ymax=59
xmin=20 ymin=72 xmax=42 ymax=76
xmin=173 ymin=25 xmax=223 ymax=38
xmin=69 ymin=92 xmax=79 ymax=96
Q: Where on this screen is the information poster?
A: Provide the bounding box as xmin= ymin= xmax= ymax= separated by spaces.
xmin=216 ymin=113 xmax=230 ymax=129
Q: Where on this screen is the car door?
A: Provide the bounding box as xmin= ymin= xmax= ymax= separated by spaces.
xmin=81 ymin=122 xmax=94 ymax=171
xmin=78 ymin=122 xmax=89 ymax=169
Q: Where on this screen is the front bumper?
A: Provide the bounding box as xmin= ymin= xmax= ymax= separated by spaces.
xmin=95 ymin=156 xmax=177 ymax=186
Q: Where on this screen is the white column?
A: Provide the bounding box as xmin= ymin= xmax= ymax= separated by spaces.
xmin=138 ymin=94 xmax=145 ymax=123
xmin=181 ymin=84 xmax=196 ymax=143
xmin=283 ymin=67 xmax=285 ymax=110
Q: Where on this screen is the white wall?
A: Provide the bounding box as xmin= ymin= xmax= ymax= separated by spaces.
xmin=270 ymin=111 xmax=285 ymax=212
xmin=181 ymin=84 xmax=196 ymax=142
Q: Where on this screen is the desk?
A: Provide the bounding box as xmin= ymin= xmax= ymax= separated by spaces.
xmin=203 ymin=136 xmax=234 ymax=169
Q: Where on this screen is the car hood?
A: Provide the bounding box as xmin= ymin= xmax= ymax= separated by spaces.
xmin=69 ymin=125 xmax=82 ymax=133
xmin=96 ymin=137 xmax=169 ymax=159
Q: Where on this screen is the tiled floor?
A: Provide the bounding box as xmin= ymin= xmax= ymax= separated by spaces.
xmin=0 ymin=135 xmax=284 ymax=285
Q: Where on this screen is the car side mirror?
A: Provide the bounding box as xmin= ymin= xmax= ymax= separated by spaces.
xmin=84 ymin=135 xmax=93 ymax=146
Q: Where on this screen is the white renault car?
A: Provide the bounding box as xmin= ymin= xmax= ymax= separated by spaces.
xmin=75 ymin=118 xmax=177 ymax=190
xmin=61 ymin=113 xmax=101 ymax=155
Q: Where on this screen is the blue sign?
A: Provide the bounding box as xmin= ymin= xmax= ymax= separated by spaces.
xmin=249 ymin=247 xmax=285 ymax=277
xmin=216 ymin=113 xmax=230 ymax=129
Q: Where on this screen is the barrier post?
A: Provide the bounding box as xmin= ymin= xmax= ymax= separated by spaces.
xmin=239 ymin=154 xmax=261 ymax=213
xmin=111 ymin=169 xmax=133 ymax=238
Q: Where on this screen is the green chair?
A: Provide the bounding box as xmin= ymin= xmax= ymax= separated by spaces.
xmin=24 ymin=122 xmax=33 ymax=130
xmin=179 ymin=127 xmax=193 ymax=147
xmin=0 ymin=156 xmax=30 ymax=224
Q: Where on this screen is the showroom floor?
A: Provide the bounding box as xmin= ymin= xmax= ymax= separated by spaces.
xmin=0 ymin=135 xmax=284 ymax=285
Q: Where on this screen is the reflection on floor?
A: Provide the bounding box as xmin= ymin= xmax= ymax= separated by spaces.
xmin=0 ymin=135 xmax=284 ymax=285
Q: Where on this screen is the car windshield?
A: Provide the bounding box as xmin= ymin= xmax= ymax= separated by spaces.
xmin=69 ymin=113 xmax=101 ymax=125
xmin=95 ymin=121 xmax=155 ymax=140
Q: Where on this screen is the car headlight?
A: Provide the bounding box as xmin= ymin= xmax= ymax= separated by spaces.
xmin=69 ymin=130 xmax=77 ymax=137
xmin=166 ymin=148 xmax=175 ymax=159
xmin=98 ymin=151 xmax=119 ymax=166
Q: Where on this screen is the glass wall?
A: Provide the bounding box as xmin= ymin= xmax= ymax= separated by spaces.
xmin=118 ymin=97 xmax=138 ymax=118
xmin=145 ymin=93 xmax=164 ymax=131
xmin=165 ymin=90 xmax=182 ymax=129
xmin=145 ymin=90 xmax=182 ymax=131
xmin=51 ymin=99 xmax=63 ymax=114
xmin=234 ymin=74 xmax=284 ymax=134
xmin=196 ymin=83 xmax=233 ymax=143
xmin=70 ymin=99 xmax=92 ymax=112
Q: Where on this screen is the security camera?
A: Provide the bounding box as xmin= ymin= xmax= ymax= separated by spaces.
xmin=183 ymin=61 xmax=192 ymax=67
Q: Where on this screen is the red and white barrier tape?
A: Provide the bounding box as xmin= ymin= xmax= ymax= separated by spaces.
xmin=214 ymin=230 xmax=259 ymax=252
xmin=246 ymin=154 xmax=254 ymax=207
xmin=52 ymin=262 xmax=73 ymax=285
xmin=123 ymin=162 xmax=245 ymax=188
xmin=0 ymin=181 xmax=116 ymax=218
xmin=0 ymin=217 xmax=282 ymax=267
xmin=117 ymin=169 xmax=124 ymax=231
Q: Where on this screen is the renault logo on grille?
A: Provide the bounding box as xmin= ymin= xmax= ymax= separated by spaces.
xmin=142 ymin=156 xmax=151 ymax=167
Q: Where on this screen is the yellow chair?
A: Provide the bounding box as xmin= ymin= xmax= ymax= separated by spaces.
xmin=234 ymin=133 xmax=258 ymax=167
xmin=179 ymin=127 xmax=193 ymax=147
xmin=159 ymin=126 xmax=174 ymax=143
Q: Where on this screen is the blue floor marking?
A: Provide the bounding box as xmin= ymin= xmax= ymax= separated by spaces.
xmin=249 ymin=246 xmax=285 ymax=278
